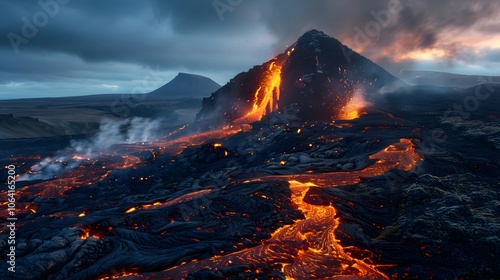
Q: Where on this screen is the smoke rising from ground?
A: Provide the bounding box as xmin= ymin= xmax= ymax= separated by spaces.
xmin=19 ymin=117 xmax=161 ymax=181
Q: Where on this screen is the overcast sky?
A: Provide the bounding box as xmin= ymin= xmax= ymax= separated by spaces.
xmin=1 ymin=0 xmax=500 ymax=99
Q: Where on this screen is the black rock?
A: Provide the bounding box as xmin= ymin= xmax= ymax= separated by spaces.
xmin=196 ymin=29 xmax=404 ymax=126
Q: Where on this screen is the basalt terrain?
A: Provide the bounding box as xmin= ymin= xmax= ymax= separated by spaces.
xmin=0 ymin=30 xmax=499 ymax=280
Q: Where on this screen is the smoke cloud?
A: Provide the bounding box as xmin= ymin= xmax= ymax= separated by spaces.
xmin=19 ymin=117 xmax=161 ymax=181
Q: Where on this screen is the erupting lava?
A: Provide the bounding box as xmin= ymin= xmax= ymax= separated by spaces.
xmin=338 ymin=89 xmax=370 ymax=120
xmin=7 ymin=29 xmax=497 ymax=280
xmin=231 ymin=57 xmax=287 ymax=125
xmin=246 ymin=60 xmax=283 ymax=121
xmin=197 ymin=30 xmax=402 ymax=126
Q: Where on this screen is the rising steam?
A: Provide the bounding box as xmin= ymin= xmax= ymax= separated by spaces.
xmin=19 ymin=117 xmax=161 ymax=181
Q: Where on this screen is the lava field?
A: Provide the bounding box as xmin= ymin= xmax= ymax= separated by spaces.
xmin=1 ymin=30 xmax=499 ymax=280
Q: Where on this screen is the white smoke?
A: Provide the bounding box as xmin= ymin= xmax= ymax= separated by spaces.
xmin=19 ymin=117 xmax=161 ymax=181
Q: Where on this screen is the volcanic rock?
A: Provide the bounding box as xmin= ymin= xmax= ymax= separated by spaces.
xmin=280 ymin=29 xmax=402 ymax=120
xmin=196 ymin=30 xmax=404 ymax=127
xmin=2 ymin=30 xmax=499 ymax=280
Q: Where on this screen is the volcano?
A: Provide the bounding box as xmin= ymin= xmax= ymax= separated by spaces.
xmin=1 ymin=30 xmax=499 ymax=280
xmin=196 ymin=29 xmax=403 ymax=126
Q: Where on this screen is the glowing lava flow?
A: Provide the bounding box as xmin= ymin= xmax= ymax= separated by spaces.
xmin=12 ymin=124 xmax=247 ymax=222
xmin=249 ymin=61 xmax=282 ymax=115
xmin=257 ymin=139 xmax=421 ymax=279
xmin=123 ymin=189 xmax=213 ymax=214
xmin=338 ymin=89 xmax=370 ymax=120
xmin=273 ymin=180 xmax=390 ymax=279
xmin=18 ymin=155 xmax=143 ymax=200
xmin=152 ymin=125 xmax=250 ymax=155
xmin=150 ymin=138 xmax=421 ymax=279
xmin=233 ymin=58 xmax=285 ymax=124
xmin=269 ymin=138 xmax=422 ymax=187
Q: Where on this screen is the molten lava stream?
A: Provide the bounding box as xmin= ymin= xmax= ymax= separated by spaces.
xmin=152 ymin=126 xmax=249 ymax=155
xmin=152 ymin=139 xmax=421 ymax=279
xmin=262 ymin=138 xmax=421 ymax=279
xmin=20 ymin=155 xmax=142 ymax=199
xmin=271 ymin=180 xmax=390 ymax=279
xmin=20 ymin=165 xmax=100 ymax=198
xmin=267 ymin=138 xmax=422 ymax=187
xmin=123 ymin=189 xmax=213 ymax=214
xmin=233 ymin=58 xmax=285 ymax=124
xmin=155 ymin=183 xmax=389 ymax=279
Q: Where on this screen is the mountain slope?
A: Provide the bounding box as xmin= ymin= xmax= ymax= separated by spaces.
xmin=196 ymin=29 xmax=404 ymax=126
xmin=400 ymin=70 xmax=500 ymax=88
xmin=149 ymin=72 xmax=221 ymax=98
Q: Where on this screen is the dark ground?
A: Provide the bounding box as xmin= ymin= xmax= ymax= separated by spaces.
xmin=0 ymin=92 xmax=204 ymax=140
xmin=0 ymin=84 xmax=499 ymax=279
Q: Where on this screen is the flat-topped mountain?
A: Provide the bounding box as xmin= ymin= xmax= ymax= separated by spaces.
xmin=149 ymin=72 xmax=221 ymax=98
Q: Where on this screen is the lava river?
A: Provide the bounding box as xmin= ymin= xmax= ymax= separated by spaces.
xmin=138 ymin=138 xmax=422 ymax=280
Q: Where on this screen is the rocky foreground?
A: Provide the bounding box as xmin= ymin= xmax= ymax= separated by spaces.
xmin=1 ymin=29 xmax=499 ymax=279
xmin=0 ymin=86 xmax=499 ymax=279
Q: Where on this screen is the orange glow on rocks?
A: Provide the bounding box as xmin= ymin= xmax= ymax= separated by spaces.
xmin=79 ymin=227 xmax=102 ymax=240
xmin=338 ymin=89 xmax=370 ymax=120
xmin=235 ymin=59 xmax=284 ymax=123
xmin=153 ymin=125 xmax=250 ymax=155
xmin=97 ymin=272 xmax=140 ymax=280
xmin=154 ymin=139 xmax=422 ymax=279
xmin=125 ymin=207 xmax=136 ymax=213
xmin=271 ymin=180 xmax=390 ymax=279
xmin=265 ymin=138 xmax=421 ymax=187
xmin=108 ymin=155 xmax=141 ymax=169
xmin=120 ymin=189 xmax=213 ymax=214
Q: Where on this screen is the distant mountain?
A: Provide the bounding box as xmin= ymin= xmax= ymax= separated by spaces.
xmin=196 ymin=29 xmax=404 ymax=126
xmin=399 ymin=70 xmax=500 ymax=88
xmin=149 ymin=73 xmax=221 ymax=98
xmin=0 ymin=113 xmax=100 ymax=139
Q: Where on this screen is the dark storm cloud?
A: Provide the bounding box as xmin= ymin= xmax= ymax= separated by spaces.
xmin=259 ymin=0 xmax=500 ymax=56
xmin=150 ymin=0 xmax=256 ymax=32
xmin=0 ymin=0 xmax=274 ymax=98
xmin=2 ymin=0 xmax=499 ymax=66
xmin=2 ymin=0 xmax=500 ymax=60
xmin=0 ymin=0 xmax=268 ymax=74
xmin=0 ymin=0 xmax=499 ymax=98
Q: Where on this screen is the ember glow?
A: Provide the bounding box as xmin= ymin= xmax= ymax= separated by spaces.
xmin=275 ymin=180 xmax=390 ymax=279
xmin=122 ymin=189 xmax=213 ymax=215
xmin=154 ymin=138 xmax=422 ymax=279
xmin=153 ymin=125 xmax=250 ymax=155
xmin=18 ymin=154 xmax=144 ymax=199
xmin=5 ymin=27 xmax=497 ymax=280
xmin=232 ymin=59 xmax=286 ymax=124
xmin=97 ymin=272 xmax=140 ymax=280
xmin=338 ymin=89 xmax=370 ymax=120
xmin=246 ymin=60 xmax=283 ymax=120
xmin=265 ymin=138 xmax=422 ymax=187
xmin=79 ymin=227 xmax=102 ymax=240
